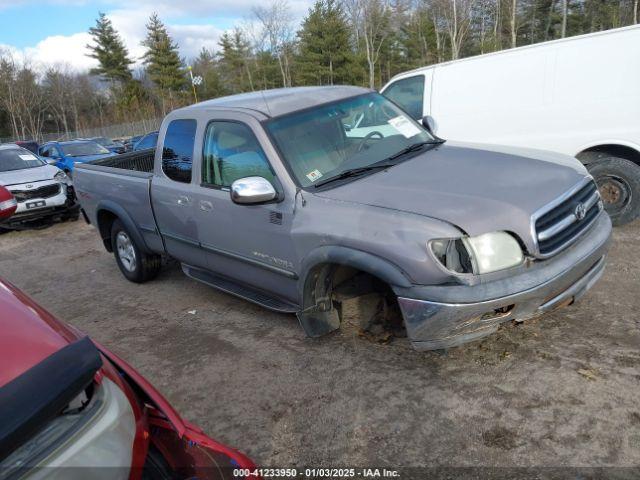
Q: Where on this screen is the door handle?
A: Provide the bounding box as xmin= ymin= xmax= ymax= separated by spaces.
xmin=199 ymin=200 xmax=214 ymax=212
xmin=177 ymin=195 xmax=191 ymax=206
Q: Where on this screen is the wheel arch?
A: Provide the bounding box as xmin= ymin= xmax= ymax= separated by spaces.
xmin=96 ymin=201 xmax=151 ymax=254
xmin=295 ymin=246 xmax=412 ymax=337
xmin=575 ymin=141 xmax=640 ymax=166
xmin=299 ymin=246 xmax=413 ymax=298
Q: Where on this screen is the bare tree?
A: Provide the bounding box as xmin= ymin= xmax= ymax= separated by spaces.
xmin=343 ymin=0 xmax=391 ymax=88
xmin=436 ymin=0 xmax=477 ymax=59
xmin=252 ymin=0 xmax=294 ymax=87
xmin=494 ymin=0 xmax=502 ymax=49
xmin=509 ymin=0 xmax=518 ymax=47
xmin=0 ymin=51 xmax=46 ymax=140
xmin=561 ymin=0 xmax=568 ymax=37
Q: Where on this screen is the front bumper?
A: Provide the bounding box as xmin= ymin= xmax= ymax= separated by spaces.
xmin=396 ymin=212 xmax=612 ymax=350
xmin=2 ymin=180 xmax=78 ymax=228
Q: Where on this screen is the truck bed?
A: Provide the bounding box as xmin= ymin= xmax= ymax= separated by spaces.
xmin=90 ymin=148 xmax=155 ymax=173
xmin=73 ymin=149 xmax=163 ymax=254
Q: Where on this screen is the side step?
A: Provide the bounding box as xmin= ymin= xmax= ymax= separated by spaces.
xmin=182 ymin=264 xmax=299 ymax=313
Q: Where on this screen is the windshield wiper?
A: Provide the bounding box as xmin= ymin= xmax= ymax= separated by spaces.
xmin=313 ymin=163 xmax=397 ymax=188
xmin=384 ymin=140 xmax=443 ymax=163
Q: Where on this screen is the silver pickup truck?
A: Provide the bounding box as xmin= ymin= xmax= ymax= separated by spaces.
xmin=75 ymin=86 xmax=612 ymax=350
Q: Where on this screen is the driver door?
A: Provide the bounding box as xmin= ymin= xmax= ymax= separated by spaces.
xmin=193 ymin=118 xmax=299 ymax=304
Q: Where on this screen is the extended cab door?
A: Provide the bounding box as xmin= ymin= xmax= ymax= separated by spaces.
xmin=151 ymin=118 xmax=207 ymax=269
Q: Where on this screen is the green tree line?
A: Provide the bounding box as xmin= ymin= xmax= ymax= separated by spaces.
xmin=1 ymin=0 xmax=637 ymax=140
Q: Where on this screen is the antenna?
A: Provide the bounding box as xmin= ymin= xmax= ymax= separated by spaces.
xmin=260 ymin=90 xmax=272 ymax=116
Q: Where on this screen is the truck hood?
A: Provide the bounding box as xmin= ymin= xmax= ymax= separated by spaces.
xmin=315 ymin=141 xmax=590 ymax=254
xmin=0 ymin=164 xmax=60 ymax=187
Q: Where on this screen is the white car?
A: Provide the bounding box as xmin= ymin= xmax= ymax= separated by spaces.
xmin=0 ymin=144 xmax=78 ymax=229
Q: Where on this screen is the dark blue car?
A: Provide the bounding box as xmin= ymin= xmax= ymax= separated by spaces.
xmin=39 ymin=140 xmax=116 ymax=175
xmin=133 ymin=131 xmax=159 ymax=151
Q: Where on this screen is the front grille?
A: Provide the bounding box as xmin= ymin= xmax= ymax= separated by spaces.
xmin=11 ymin=184 xmax=61 ymax=203
xmin=534 ymin=180 xmax=601 ymax=256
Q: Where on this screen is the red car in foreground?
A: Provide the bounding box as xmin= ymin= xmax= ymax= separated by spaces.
xmin=0 ymin=277 xmax=255 ymax=479
xmin=0 ymin=186 xmax=17 ymax=220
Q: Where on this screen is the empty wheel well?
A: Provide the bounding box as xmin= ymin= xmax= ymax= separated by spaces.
xmin=97 ymin=210 xmax=118 ymax=252
xmin=302 ymin=263 xmax=394 ymax=306
xmin=300 ymin=263 xmax=403 ymax=336
xmin=577 ymin=145 xmax=640 ymax=166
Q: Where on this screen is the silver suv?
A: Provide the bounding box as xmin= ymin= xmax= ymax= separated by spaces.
xmin=0 ymin=144 xmax=78 ymax=229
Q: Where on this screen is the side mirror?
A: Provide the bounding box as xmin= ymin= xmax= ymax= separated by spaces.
xmin=45 ymin=158 xmax=58 ymax=165
xmin=343 ymin=124 xmax=352 ymax=132
xmin=422 ymin=115 xmax=437 ymax=135
xmin=230 ymin=176 xmax=277 ymax=205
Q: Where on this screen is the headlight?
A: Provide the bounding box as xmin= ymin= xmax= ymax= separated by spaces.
xmin=54 ymin=170 xmax=67 ymax=181
xmin=430 ymin=231 xmax=524 ymax=275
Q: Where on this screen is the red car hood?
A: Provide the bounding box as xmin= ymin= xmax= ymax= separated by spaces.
xmin=0 ymin=280 xmax=79 ymax=387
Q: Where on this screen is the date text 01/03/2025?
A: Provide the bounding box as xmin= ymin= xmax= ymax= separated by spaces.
xmin=233 ymin=468 xmax=401 ymax=478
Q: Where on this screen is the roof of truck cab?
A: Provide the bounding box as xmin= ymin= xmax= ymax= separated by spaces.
xmin=179 ymin=86 xmax=373 ymax=118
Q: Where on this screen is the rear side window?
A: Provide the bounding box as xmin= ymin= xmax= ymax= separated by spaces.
xmin=162 ymin=120 xmax=196 ymax=183
xmin=383 ymin=75 xmax=425 ymax=120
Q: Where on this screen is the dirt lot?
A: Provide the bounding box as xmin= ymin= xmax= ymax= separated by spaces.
xmin=0 ymin=219 xmax=639 ymax=471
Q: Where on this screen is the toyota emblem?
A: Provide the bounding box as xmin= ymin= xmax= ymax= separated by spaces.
xmin=25 ymin=184 xmax=33 ymax=189
xmin=575 ymin=202 xmax=587 ymax=221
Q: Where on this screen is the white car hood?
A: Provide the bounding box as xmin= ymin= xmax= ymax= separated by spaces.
xmin=0 ymin=164 xmax=60 ymax=187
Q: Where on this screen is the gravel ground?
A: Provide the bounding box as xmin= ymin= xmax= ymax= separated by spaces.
xmin=0 ymin=219 xmax=638 ymax=473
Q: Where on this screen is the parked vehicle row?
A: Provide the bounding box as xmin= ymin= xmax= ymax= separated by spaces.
xmin=74 ymin=86 xmax=611 ymax=351
xmin=39 ymin=140 xmax=117 ymax=176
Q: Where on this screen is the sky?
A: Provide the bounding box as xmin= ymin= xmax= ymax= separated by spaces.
xmin=0 ymin=0 xmax=313 ymax=72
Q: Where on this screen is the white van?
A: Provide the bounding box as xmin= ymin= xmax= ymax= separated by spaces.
xmin=381 ymin=24 xmax=640 ymax=226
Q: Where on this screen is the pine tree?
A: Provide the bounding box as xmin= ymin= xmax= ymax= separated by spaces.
xmin=141 ymin=13 xmax=187 ymax=93
xmin=297 ymin=0 xmax=353 ymax=85
xmin=86 ymin=12 xmax=133 ymax=82
xmin=217 ymin=29 xmax=255 ymax=93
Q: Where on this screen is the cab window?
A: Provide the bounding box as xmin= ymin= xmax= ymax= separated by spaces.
xmin=383 ymin=75 xmax=425 ymax=120
xmin=162 ymin=120 xmax=196 ymax=183
xmin=201 ymin=122 xmax=274 ymax=188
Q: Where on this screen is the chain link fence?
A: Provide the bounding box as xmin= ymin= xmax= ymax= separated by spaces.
xmin=1 ymin=117 xmax=163 ymax=144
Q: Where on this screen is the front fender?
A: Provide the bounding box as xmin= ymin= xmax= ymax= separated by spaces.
xmin=298 ymin=245 xmax=413 ymax=300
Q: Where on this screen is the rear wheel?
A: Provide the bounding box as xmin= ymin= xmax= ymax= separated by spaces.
xmin=110 ymin=219 xmax=161 ymax=283
xmin=586 ymin=156 xmax=640 ymax=226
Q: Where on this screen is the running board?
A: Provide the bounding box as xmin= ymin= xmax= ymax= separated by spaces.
xmin=182 ymin=264 xmax=299 ymax=313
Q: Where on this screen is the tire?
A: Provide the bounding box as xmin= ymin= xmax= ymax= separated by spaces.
xmin=110 ymin=219 xmax=161 ymax=283
xmin=586 ymin=156 xmax=640 ymax=226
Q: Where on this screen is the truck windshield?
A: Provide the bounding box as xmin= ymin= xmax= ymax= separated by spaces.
xmin=61 ymin=142 xmax=110 ymax=157
xmin=0 ymin=149 xmax=45 ymax=172
xmin=266 ymin=93 xmax=436 ymax=188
